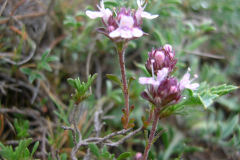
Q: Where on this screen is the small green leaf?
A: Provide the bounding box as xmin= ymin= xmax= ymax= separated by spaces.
xmin=102 ymin=145 xmax=107 ymax=153
xmin=116 ymin=152 xmax=131 ymax=160
xmin=152 ymin=129 xmax=167 ymax=144
xmin=106 ymin=74 xmax=123 ymax=89
xmin=172 ymin=111 xmax=189 ymax=116
xmin=23 ymin=148 xmax=30 ymax=158
xmin=164 ymin=0 xmax=180 ymax=4
xmin=41 ymin=49 xmax=51 ymax=61
xmin=221 ymin=115 xmax=238 ymax=139
xmin=109 ymin=154 xmax=115 ymax=160
xmin=101 ymin=152 xmax=110 ymax=159
xmin=127 ymin=76 xmax=136 ymax=91
xmin=89 ymin=143 xmax=100 ymax=158
xmin=128 ymin=118 xmax=135 ymax=124
xmin=29 ymin=75 xmax=36 ymax=83
xmin=67 ymin=78 xmax=75 ymax=88
xmin=31 ymin=141 xmax=39 ymax=157
xmin=20 ymin=68 xmax=32 ymax=75
xmin=46 ymin=56 xmax=59 ymax=62
xmin=210 ymin=84 xmax=238 ymax=97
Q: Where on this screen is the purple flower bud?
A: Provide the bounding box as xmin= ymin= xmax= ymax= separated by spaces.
xmin=145 ymin=46 xmax=178 ymax=76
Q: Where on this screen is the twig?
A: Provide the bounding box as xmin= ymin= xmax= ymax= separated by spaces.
xmin=0 ymin=11 xmax=46 ymax=25
xmin=10 ymin=0 xmax=26 ymax=16
xmin=0 ymin=0 xmax=8 ymax=17
xmin=61 ymin=126 xmax=77 ymax=148
xmin=94 ymin=110 xmax=104 ymax=137
xmin=77 ymin=127 xmax=143 ymax=147
xmin=55 ymin=149 xmax=60 ymax=160
xmin=41 ymin=128 xmax=47 ymax=160
xmin=0 ymin=107 xmax=40 ymax=118
xmin=110 ymin=126 xmax=143 ymax=147
xmin=83 ymin=149 xmax=92 ymax=160
xmin=30 ymin=79 xmax=41 ymax=104
xmin=73 ymin=103 xmax=82 ymax=142
xmin=94 ymin=128 xmax=133 ymax=145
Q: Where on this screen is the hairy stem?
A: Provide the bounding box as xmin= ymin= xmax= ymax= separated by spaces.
xmin=118 ymin=49 xmax=129 ymax=126
xmin=70 ymin=103 xmax=82 ymax=160
xmin=142 ymin=110 xmax=159 ymax=160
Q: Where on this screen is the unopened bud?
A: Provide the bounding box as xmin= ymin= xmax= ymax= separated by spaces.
xmin=108 ymin=26 xmax=115 ymax=32
xmin=164 ymin=44 xmax=173 ymax=52
xmin=170 ymin=86 xmax=177 ymax=93
xmin=155 ymin=51 xmax=165 ymax=64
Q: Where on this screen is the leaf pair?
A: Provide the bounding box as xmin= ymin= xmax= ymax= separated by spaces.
xmin=106 ymin=74 xmax=136 ymax=92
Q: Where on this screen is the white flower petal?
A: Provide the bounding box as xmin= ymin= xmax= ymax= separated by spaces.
xmin=102 ymin=8 xmax=112 ymax=22
xmin=120 ymin=30 xmax=133 ymax=39
xmin=139 ymin=77 xmax=155 ymax=84
xmin=132 ymin=28 xmax=143 ymax=37
xmin=185 ymin=83 xmax=199 ymax=90
xmin=141 ymin=12 xmax=159 ymax=19
xmin=119 ymin=16 xmax=134 ymax=28
xmin=86 ymin=10 xmax=103 ymax=19
xmin=156 ymin=68 xmax=168 ymax=83
xmin=109 ymin=29 xmax=121 ymax=38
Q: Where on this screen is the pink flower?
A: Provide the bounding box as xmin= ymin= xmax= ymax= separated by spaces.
xmin=179 ymin=68 xmax=199 ymax=90
xmin=109 ymin=16 xmax=143 ymax=39
xmin=86 ymin=0 xmax=112 ymax=23
xmin=135 ymin=0 xmax=159 ymax=22
xmin=139 ymin=67 xmax=168 ymax=89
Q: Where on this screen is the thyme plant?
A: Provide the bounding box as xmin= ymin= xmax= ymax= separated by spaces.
xmin=57 ymin=0 xmax=239 ymax=160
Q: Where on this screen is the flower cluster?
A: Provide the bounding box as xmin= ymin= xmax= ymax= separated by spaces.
xmin=86 ymin=0 xmax=158 ymax=42
xmin=139 ymin=45 xmax=199 ymax=108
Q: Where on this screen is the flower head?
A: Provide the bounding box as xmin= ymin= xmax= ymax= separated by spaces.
xmin=86 ymin=0 xmax=158 ymax=42
xmin=140 ymin=76 xmax=183 ymax=108
xmin=86 ymin=0 xmax=112 ymax=23
xmin=145 ymin=44 xmax=178 ymax=76
xmin=135 ymin=0 xmax=159 ymax=22
xmin=179 ymin=68 xmax=199 ymax=90
xmin=109 ymin=16 xmax=143 ymax=39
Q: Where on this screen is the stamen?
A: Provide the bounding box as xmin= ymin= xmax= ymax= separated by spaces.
xmin=190 ymin=74 xmax=198 ymax=83
xmin=151 ymin=59 xmax=155 ymax=78
xmin=131 ymin=9 xmax=135 ymax=15
xmin=112 ymin=7 xmax=117 ymax=16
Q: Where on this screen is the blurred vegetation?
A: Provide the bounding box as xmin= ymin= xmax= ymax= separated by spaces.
xmin=0 ymin=0 xmax=239 ymax=159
